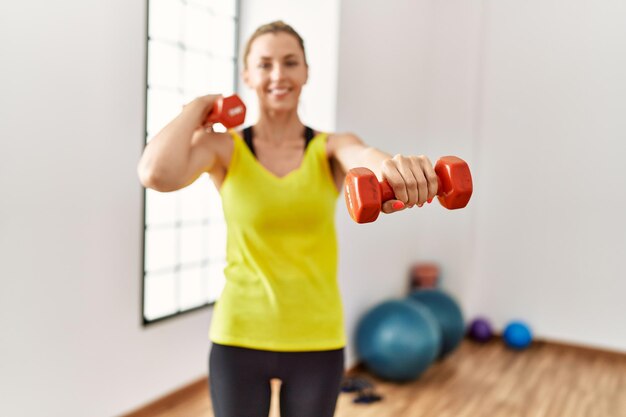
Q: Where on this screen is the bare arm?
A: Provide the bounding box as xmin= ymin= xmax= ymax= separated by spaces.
xmin=328 ymin=133 xmax=438 ymax=212
xmin=137 ymin=95 xmax=225 ymax=192
xmin=327 ymin=133 xmax=391 ymax=178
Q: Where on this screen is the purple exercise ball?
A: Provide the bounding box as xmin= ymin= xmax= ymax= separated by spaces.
xmin=468 ymin=318 xmax=493 ymax=342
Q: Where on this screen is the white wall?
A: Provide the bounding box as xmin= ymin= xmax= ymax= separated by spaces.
xmin=468 ymin=0 xmax=626 ymax=351
xmin=337 ymin=0 xmax=626 ymax=354
xmin=0 ymin=1 xmax=213 ymax=416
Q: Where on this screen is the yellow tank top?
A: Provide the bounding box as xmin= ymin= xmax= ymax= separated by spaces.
xmin=209 ymin=130 xmax=345 ymax=351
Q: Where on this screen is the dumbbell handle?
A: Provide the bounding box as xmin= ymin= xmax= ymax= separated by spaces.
xmin=378 ymin=177 xmax=443 ymax=204
xmin=378 ymin=156 xmax=472 ymax=209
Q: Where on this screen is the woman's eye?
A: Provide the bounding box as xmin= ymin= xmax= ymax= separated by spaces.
xmin=258 ymin=63 xmax=271 ymax=69
xmin=286 ymin=61 xmax=298 ymax=66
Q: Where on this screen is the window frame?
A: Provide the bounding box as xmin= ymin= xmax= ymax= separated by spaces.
xmin=140 ymin=0 xmax=241 ymax=326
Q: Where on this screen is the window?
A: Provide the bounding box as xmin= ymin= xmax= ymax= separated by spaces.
xmin=142 ymin=0 xmax=239 ymax=324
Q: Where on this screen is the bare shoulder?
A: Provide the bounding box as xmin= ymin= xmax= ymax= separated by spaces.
xmin=326 ymin=131 xmax=365 ymax=157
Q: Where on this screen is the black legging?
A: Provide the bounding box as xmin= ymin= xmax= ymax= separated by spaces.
xmin=209 ymin=343 xmax=345 ymax=417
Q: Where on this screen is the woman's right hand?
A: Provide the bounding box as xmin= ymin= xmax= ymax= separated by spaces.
xmin=138 ymin=94 xmax=225 ymax=191
xmin=184 ymin=94 xmax=223 ymax=132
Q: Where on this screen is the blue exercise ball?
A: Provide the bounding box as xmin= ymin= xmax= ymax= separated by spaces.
xmin=356 ymin=299 xmax=441 ymax=381
xmin=503 ymin=321 xmax=533 ymax=350
xmin=407 ymin=289 xmax=465 ymax=359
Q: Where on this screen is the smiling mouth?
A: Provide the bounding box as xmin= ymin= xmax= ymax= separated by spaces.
xmin=267 ymin=87 xmax=291 ymax=96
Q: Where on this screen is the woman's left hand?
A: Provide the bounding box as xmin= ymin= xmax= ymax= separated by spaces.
xmin=380 ymin=154 xmax=439 ymax=214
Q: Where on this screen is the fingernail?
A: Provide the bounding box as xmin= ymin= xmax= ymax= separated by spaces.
xmin=427 ymin=198 xmax=433 ymax=204
xmin=393 ymin=201 xmax=405 ymax=210
xmin=418 ymin=203 xmax=424 ymax=208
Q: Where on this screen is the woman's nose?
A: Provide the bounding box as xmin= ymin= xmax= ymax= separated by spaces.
xmin=270 ymin=64 xmax=284 ymax=80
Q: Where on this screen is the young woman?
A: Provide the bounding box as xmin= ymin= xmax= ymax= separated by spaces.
xmin=138 ymin=21 xmax=438 ymax=417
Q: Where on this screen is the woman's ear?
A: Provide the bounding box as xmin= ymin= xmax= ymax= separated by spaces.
xmin=242 ymin=68 xmax=251 ymax=88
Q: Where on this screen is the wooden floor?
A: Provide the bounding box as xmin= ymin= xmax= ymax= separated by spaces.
xmin=123 ymin=339 xmax=626 ymax=417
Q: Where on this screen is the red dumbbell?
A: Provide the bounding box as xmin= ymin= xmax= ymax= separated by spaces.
xmin=206 ymin=94 xmax=246 ymax=128
xmin=344 ymin=156 xmax=473 ymax=224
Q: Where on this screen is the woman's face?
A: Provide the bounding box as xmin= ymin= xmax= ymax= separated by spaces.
xmin=243 ymin=32 xmax=308 ymax=112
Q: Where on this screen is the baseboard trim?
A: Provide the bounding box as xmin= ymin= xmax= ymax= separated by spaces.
xmin=481 ymin=334 xmax=626 ymax=358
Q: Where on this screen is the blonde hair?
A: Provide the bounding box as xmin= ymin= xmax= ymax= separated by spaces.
xmin=242 ymin=21 xmax=307 ymax=69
